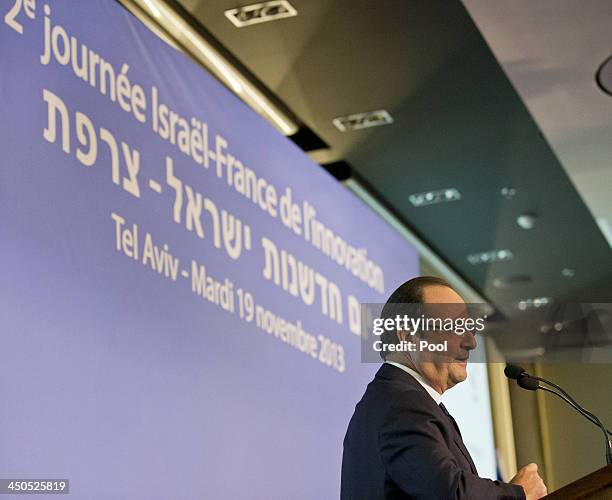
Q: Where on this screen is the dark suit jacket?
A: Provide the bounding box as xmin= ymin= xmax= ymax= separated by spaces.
xmin=341 ymin=363 xmax=525 ymax=499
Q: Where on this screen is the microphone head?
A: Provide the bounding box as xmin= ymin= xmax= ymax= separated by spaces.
xmin=517 ymin=375 xmax=540 ymax=391
xmin=504 ymin=364 xmax=526 ymax=380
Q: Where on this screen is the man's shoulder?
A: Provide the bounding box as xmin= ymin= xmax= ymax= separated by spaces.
xmin=369 ymin=364 xmax=436 ymax=399
xmin=355 ymin=364 xmax=440 ymax=418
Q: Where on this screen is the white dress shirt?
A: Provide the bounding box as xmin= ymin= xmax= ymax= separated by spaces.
xmin=385 ymin=361 xmax=442 ymax=405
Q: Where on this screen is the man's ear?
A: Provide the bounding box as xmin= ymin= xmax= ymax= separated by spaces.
xmin=396 ymin=328 xmax=409 ymax=342
xmin=397 ymin=327 xmax=419 ymax=342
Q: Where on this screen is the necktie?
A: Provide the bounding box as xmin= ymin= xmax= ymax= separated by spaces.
xmin=439 ymin=403 xmax=462 ymax=438
xmin=439 ymin=403 xmax=478 ymax=474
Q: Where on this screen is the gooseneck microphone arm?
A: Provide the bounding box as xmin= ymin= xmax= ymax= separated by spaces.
xmin=537 ymin=386 xmax=612 ymax=435
xmin=507 ymin=365 xmax=609 ymax=432
xmin=506 ymin=365 xmax=612 ymax=466
xmin=516 ymin=373 xmax=612 ymax=436
xmin=536 ymin=385 xmax=612 ymax=466
xmin=530 ymin=374 xmax=606 ymax=429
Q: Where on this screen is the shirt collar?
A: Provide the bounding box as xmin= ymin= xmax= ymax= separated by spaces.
xmin=384 ymin=361 xmax=443 ymax=405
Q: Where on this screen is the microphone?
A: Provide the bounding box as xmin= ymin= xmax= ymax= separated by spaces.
xmin=505 ymin=364 xmax=612 ymax=465
xmin=517 ymin=375 xmax=539 ymax=391
xmin=504 ymin=364 xmax=526 ymax=380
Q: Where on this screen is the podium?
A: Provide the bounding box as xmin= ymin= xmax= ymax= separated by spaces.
xmin=544 ymin=465 xmax=612 ymax=499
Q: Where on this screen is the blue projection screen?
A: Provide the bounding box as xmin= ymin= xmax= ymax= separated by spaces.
xmin=1 ymin=1 xmax=419 ymax=498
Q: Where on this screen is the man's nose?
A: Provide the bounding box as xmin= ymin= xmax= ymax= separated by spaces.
xmin=461 ymin=332 xmax=477 ymax=351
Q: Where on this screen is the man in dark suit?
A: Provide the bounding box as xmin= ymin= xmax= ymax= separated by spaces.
xmin=341 ymin=276 xmax=547 ymax=499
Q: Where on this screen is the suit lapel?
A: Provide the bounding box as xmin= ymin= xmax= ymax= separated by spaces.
xmin=439 ymin=404 xmax=478 ymax=475
xmin=454 ymin=435 xmax=478 ymax=475
xmin=378 ymin=364 xmax=478 ymax=475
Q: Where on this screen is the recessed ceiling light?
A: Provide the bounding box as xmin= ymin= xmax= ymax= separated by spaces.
xmin=225 ymin=1 xmax=297 ymax=28
xmin=409 ymin=188 xmax=461 ymax=207
xmin=561 ymin=268 xmax=576 ymax=278
xmin=500 ymin=187 xmax=516 ymax=199
xmin=517 ymin=296 xmax=551 ymax=310
xmin=516 ymin=213 xmax=537 ymax=230
xmin=467 ymin=249 xmax=513 ymax=265
xmin=492 ymin=274 xmax=532 ymax=288
xmin=332 ymin=109 xmax=393 ymax=132
xmin=540 ymin=320 xmax=564 ymax=333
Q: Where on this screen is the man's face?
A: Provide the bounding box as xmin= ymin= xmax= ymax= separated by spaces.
xmin=407 ymin=285 xmax=477 ymax=392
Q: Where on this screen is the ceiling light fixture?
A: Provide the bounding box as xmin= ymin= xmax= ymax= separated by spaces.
xmin=408 ymin=188 xmax=462 ymax=207
xmin=540 ymin=322 xmax=564 ymax=333
xmin=225 ymin=1 xmax=298 ymax=28
xmin=344 ymin=178 xmax=491 ymax=309
xmin=467 ymin=249 xmax=513 ymax=265
xmin=561 ymin=268 xmax=575 ymax=278
xmin=332 ymin=110 xmax=393 ymax=132
xmin=516 ymin=213 xmax=537 ymax=230
xmin=518 ymin=297 xmax=552 ymax=311
xmin=492 ymin=274 xmax=532 ymax=289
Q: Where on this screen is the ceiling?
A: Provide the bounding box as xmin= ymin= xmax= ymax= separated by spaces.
xmin=463 ymin=0 xmax=612 ymax=249
xmin=172 ymin=0 xmax=612 ymax=320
